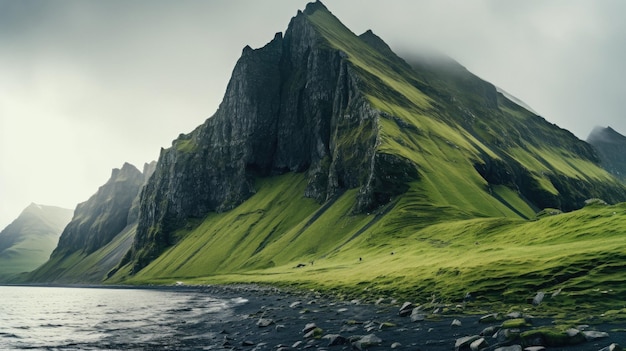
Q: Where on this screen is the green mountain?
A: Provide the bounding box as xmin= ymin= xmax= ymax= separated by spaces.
xmin=587 ymin=126 xmax=626 ymax=182
xmin=0 ymin=203 xmax=72 ymax=280
xmin=25 ymin=2 xmax=626 ymax=313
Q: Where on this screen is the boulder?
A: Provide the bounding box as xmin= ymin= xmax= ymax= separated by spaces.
xmin=532 ymin=292 xmax=545 ymax=306
xmin=583 ymin=330 xmax=609 ymax=341
xmin=399 ymin=302 xmax=414 ymax=316
xmin=256 ymin=318 xmax=274 ymax=328
xmin=455 ymin=335 xmax=481 ymax=351
xmin=470 ymin=337 xmax=488 ymax=351
xmin=322 ymin=334 xmax=348 ymax=346
xmin=599 ymin=343 xmax=623 ymax=351
xmin=354 ymin=334 xmax=383 ymax=350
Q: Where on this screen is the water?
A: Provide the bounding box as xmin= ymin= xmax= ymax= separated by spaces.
xmin=0 ymin=286 xmax=248 ymax=350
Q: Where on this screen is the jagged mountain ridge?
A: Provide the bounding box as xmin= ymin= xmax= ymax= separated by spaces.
xmin=24 ymin=162 xmax=155 ymax=283
xmin=0 ymin=203 xmax=73 ymax=280
xmin=587 ymin=126 xmax=626 ymax=182
xmin=120 ymin=1 xmax=626 ymax=275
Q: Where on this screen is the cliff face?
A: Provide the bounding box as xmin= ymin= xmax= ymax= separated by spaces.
xmin=587 ymin=126 xmax=626 ymax=182
xmin=53 ymin=162 xmax=145 ymax=255
xmin=130 ymin=2 xmax=405 ymax=271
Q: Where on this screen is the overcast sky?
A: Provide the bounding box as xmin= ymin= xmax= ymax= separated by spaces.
xmin=1 ymin=0 xmax=625 ymax=230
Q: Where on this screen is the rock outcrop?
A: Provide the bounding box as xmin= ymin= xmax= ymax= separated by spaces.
xmin=53 ymin=162 xmax=145 ymax=255
xmin=587 ymin=126 xmax=626 ymax=182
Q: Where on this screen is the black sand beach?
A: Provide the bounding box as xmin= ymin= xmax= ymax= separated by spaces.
xmin=191 ymin=285 xmax=625 ymax=351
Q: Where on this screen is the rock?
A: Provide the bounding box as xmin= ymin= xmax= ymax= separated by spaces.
xmin=322 ymin=334 xmax=348 ymax=346
xmin=451 ymin=319 xmax=462 ymax=327
xmin=302 ymin=323 xmax=317 ymax=334
xmin=455 ymin=335 xmax=481 ymax=351
xmin=256 ymin=318 xmax=275 ymax=327
xmin=479 ymin=313 xmax=500 ymax=323
xmin=242 ymin=340 xmax=255 ymax=346
xmin=532 ymin=292 xmax=545 ymax=306
xmin=304 ymin=327 xmax=323 ymax=339
xmin=399 ymin=302 xmax=414 ymax=316
xmin=583 ymin=330 xmax=609 ymax=341
xmin=470 ymin=337 xmax=488 ymax=351
xmin=519 ymin=328 xmax=586 ymax=347
xmin=379 ymin=321 xmax=396 ymax=330
xmin=275 ymin=324 xmax=285 ymax=332
xmin=524 ymin=346 xmax=545 ymax=351
xmin=292 ymin=341 xmax=304 ymax=348
xmin=411 ymin=312 xmax=426 ymax=322
xmin=494 ymin=346 xmax=522 ymax=351
xmin=354 ymin=334 xmax=383 ymax=350
xmin=290 ymin=301 xmax=302 ymax=308
xmin=599 ymin=343 xmax=623 ymax=351
xmin=481 ymin=326 xmax=499 ymax=337
xmin=391 ymin=342 xmax=402 ymax=348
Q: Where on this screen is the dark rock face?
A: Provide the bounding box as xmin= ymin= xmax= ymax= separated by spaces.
xmin=53 ymin=163 xmax=144 ymax=255
xmin=587 ymin=126 xmax=626 ymax=182
xmin=130 ymin=4 xmax=399 ymax=272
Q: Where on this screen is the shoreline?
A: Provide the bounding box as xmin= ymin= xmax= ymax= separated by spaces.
xmin=3 ymin=283 xmax=624 ymax=350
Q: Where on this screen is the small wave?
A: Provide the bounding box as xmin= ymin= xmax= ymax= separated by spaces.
xmin=0 ymin=332 xmax=21 ymax=338
xmin=40 ymin=323 xmax=64 ymax=328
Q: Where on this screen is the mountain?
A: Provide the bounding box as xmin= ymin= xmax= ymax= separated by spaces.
xmin=24 ymin=162 xmax=155 ymax=283
xmin=28 ymin=2 xmax=626 ymax=309
xmin=0 ymin=203 xmax=72 ymax=280
xmin=113 ymin=1 xmax=625 ymax=277
xmin=587 ymin=126 xmax=626 ymax=182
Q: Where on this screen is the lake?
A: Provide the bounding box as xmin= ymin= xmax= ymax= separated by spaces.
xmin=0 ymin=285 xmax=248 ymax=350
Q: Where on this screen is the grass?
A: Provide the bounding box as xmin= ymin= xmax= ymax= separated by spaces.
xmin=109 ymin=169 xmax=626 ymax=321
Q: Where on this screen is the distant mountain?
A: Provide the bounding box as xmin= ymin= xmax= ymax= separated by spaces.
xmin=587 ymin=126 xmax=626 ymax=182
xmin=0 ymin=203 xmax=72 ymax=280
xmin=24 ymin=162 xmax=155 ymax=283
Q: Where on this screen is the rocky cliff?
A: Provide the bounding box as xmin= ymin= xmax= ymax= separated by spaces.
xmin=587 ymin=126 xmax=626 ymax=182
xmin=52 ymin=162 xmax=145 ymax=255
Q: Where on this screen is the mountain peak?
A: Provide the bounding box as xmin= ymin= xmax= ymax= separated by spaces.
xmin=303 ymin=0 xmax=328 ymax=15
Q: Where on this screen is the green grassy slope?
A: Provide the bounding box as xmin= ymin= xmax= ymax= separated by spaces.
xmin=116 ymin=172 xmax=626 ymax=317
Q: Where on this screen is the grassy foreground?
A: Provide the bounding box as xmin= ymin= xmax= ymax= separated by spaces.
xmin=111 ymin=173 xmax=626 ymax=322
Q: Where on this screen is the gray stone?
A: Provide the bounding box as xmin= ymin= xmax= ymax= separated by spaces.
xmin=470 ymin=337 xmax=488 ymax=351
xmin=494 ymin=346 xmax=522 ymax=351
xmin=452 ymin=319 xmax=462 ymax=327
xmin=399 ymin=302 xmax=414 ymax=316
xmin=302 ymin=323 xmax=317 ymax=334
xmin=322 ymin=334 xmax=347 ymax=346
xmin=455 ymin=335 xmax=481 ymax=351
xmin=391 ymin=342 xmax=402 ymax=348
xmin=479 ymin=313 xmax=500 ymax=323
xmin=583 ymin=330 xmax=609 ymax=340
xmin=598 ymin=343 xmax=623 ymax=351
xmin=354 ymin=334 xmax=383 ymax=350
xmin=532 ymin=292 xmax=545 ymax=306
xmin=256 ymin=318 xmax=274 ymax=328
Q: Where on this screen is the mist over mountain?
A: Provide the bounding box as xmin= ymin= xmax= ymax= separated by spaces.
xmin=0 ymin=203 xmax=72 ymax=280
xmin=587 ymin=126 xmax=626 ymax=182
